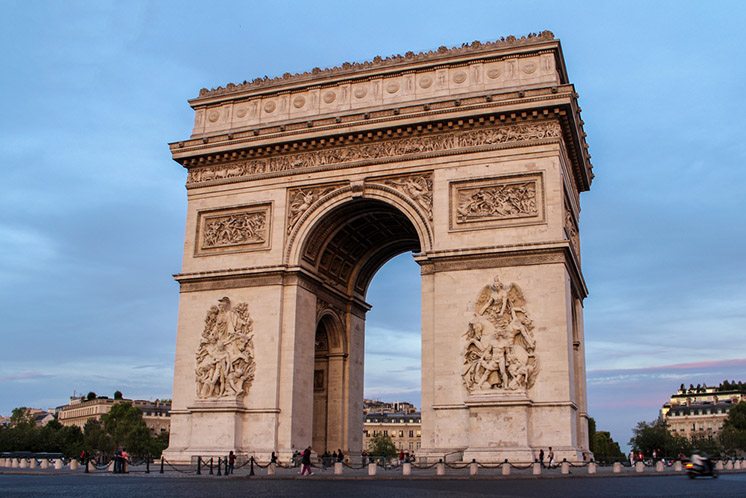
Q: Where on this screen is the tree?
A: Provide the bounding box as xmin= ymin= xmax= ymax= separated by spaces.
xmin=86 ymin=392 xmax=97 ymax=401
xmin=101 ymin=402 xmax=163 ymax=457
xmin=720 ymin=401 xmax=746 ymax=455
xmin=629 ymin=419 xmax=690 ymax=457
xmin=588 ymin=417 xmax=624 ymax=462
xmin=368 ymin=434 xmax=397 ymax=460
xmin=114 ymin=391 xmax=123 ymax=400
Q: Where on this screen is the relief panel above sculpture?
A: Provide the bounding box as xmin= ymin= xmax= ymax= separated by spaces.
xmin=462 ymin=276 xmax=538 ymax=395
xmin=195 ymin=203 xmax=271 ymax=256
xmin=195 ymin=297 xmax=256 ymax=400
xmin=449 ymin=173 xmax=544 ymax=231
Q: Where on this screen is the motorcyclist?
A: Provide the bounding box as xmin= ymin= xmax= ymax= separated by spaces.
xmin=690 ymin=449 xmax=713 ymax=474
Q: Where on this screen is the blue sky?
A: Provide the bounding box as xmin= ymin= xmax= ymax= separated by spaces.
xmin=1 ymin=1 xmax=745 ymax=451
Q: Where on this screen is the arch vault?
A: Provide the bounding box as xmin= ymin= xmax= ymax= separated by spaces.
xmin=164 ymin=31 xmax=595 ymax=464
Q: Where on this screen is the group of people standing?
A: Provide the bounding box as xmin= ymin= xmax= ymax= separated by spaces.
xmin=112 ymin=448 xmax=129 ymax=473
xmin=537 ymin=447 xmax=555 ymax=468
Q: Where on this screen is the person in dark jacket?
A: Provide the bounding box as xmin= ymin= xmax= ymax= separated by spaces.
xmin=301 ymin=447 xmax=313 ymax=476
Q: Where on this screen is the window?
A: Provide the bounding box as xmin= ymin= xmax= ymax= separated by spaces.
xmin=409 ymin=430 xmax=414 ymax=437
xmin=399 ymin=430 xmax=404 ymax=437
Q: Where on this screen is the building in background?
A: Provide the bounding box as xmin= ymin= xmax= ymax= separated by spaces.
xmin=363 ymin=399 xmax=417 ymax=415
xmin=57 ymin=396 xmax=171 ymax=434
xmin=363 ymin=412 xmax=421 ymax=452
xmin=661 ymin=382 xmax=745 ymax=439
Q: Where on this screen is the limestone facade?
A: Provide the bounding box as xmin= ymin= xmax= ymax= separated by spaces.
xmin=163 ymin=32 xmax=593 ymax=464
xmin=661 ymin=385 xmax=745 ymax=439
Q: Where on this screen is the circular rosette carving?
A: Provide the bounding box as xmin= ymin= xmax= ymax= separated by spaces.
xmin=462 ymin=276 xmax=539 ymax=393
xmin=195 ymin=297 xmax=256 ymax=400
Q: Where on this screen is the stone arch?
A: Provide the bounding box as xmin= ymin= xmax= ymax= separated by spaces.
xmin=286 ymin=187 xmax=431 ymax=303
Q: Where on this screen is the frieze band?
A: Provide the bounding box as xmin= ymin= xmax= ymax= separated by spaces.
xmin=187 ymin=121 xmax=561 ymax=186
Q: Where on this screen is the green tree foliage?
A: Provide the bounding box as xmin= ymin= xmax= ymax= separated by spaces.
xmin=86 ymin=392 xmax=97 ymax=401
xmin=629 ymin=419 xmax=691 ymax=457
xmin=587 ymin=417 xmax=624 ymax=462
xmin=113 ymin=391 xmax=123 ymax=400
xmin=0 ymin=402 xmax=168 ymax=459
xmin=367 ymin=434 xmax=397 ymax=460
xmin=101 ymin=402 xmax=166 ymax=458
xmin=720 ymin=401 xmax=746 ymax=455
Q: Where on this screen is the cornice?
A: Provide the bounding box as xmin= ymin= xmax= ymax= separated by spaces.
xmin=192 ymin=31 xmax=559 ymax=103
xmin=171 ymin=86 xmax=574 ymax=156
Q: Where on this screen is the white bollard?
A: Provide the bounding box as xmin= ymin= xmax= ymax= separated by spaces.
xmin=436 ymin=462 xmax=445 ymax=476
xmin=108 ymin=461 xmax=115 ymax=472
xmin=734 ymin=460 xmax=742 ymax=470
xmin=715 ymin=460 xmax=724 ymax=470
xmin=588 ymin=462 xmax=597 ymax=474
xmin=532 ymin=462 xmax=541 ymax=475
xmin=402 ymin=462 xmax=411 ymax=476
xmin=0 ymin=458 xmax=6 ymax=467
xmin=11 ymin=459 xmax=18 ymax=469
xmin=29 ymin=459 xmax=37 ymax=469
xmin=40 ymin=459 xmax=49 ymax=469
xmin=725 ymin=460 xmax=734 ymax=470
xmin=19 ymin=459 xmax=28 ymax=469
xmin=267 ymin=463 xmax=276 ymax=476
xmin=561 ymin=461 xmax=570 ymax=474
xmin=655 ymin=461 xmax=664 ymax=472
xmin=334 ymin=462 xmax=343 ymax=475
xmin=368 ymin=462 xmax=377 ymax=476
xmin=612 ymin=462 xmax=621 ymax=473
xmin=635 ymin=461 xmax=644 ymax=473
xmin=674 ymin=461 xmax=682 ymax=471
xmin=470 ymin=462 xmax=479 ymax=476
xmin=54 ymin=459 xmax=63 ymax=470
xmin=501 ymin=462 xmax=511 ymax=476
xmin=70 ymin=459 xmax=79 ymax=470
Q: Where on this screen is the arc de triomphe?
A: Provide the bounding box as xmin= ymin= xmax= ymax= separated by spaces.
xmin=163 ymin=31 xmax=594 ymax=464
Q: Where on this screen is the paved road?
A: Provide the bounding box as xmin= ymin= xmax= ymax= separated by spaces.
xmin=1 ymin=473 xmax=745 ymax=497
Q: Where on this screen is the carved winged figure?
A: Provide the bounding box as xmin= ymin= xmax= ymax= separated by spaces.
xmin=462 ymin=276 xmax=539 ymax=393
xmin=195 ymin=297 xmax=256 ymax=399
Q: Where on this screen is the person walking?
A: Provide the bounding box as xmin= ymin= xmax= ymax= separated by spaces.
xmin=336 ymin=449 xmax=344 ymax=463
xmin=270 ymin=451 xmax=278 ymax=464
xmin=539 ymin=448 xmax=545 ymax=468
xmin=301 ymin=446 xmax=313 ymax=476
xmin=228 ymin=451 xmax=235 ymax=475
xmin=547 ymin=447 xmax=554 ymax=468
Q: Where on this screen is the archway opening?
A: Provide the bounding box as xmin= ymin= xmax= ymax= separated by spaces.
xmin=302 ymin=197 xmax=424 ymax=457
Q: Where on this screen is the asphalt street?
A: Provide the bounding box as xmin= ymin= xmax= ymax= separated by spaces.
xmin=1 ymin=473 xmax=745 ymax=498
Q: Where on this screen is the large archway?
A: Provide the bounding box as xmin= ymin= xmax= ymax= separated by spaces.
xmin=164 ymin=33 xmax=594 ymax=464
xmin=300 ymin=197 xmax=423 ymax=457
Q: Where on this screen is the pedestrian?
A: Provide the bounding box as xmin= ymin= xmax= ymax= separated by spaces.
xmin=539 ymin=448 xmax=545 ymax=468
xmin=228 ymin=451 xmax=235 ymax=475
xmin=547 ymin=447 xmax=554 ymax=468
xmin=301 ymin=446 xmax=313 ymax=476
xmin=121 ymin=448 xmax=130 ymax=473
xmin=113 ymin=448 xmax=122 ymax=473
xmin=336 ymin=449 xmax=344 ymax=463
xmin=629 ymin=450 xmax=634 ymax=466
xmin=399 ymin=449 xmax=405 ymax=464
xmin=270 ymin=451 xmax=277 ymax=464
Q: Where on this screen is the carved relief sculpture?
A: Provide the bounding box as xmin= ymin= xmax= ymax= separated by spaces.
xmin=286 ymin=184 xmax=341 ymax=234
xmin=462 ymin=276 xmax=538 ymax=393
xmin=375 ymin=173 xmax=433 ymax=220
xmin=196 ymin=204 xmax=271 ymax=255
xmin=202 ymin=211 xmax=267 ymax=248
xmin=187 ymin=121 xmax=561 ymax=186
xmin=195 ymin=297 xmax=256 ymax=399
xmin=457 ymin=181 xmax=537 ymax=223
xmin=564 ymin=201 xmax=580 ymax=256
